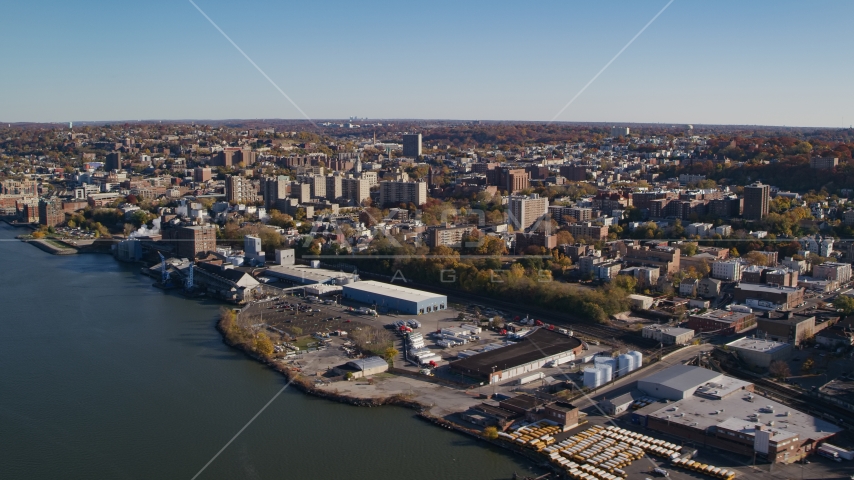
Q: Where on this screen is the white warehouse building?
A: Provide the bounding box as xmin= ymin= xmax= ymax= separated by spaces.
xmin=342 ymin=280 xmax=447 ymax=315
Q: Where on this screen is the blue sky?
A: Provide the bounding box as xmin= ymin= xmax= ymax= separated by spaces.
xmin=1 ymin=0 xmax=853 ymax=126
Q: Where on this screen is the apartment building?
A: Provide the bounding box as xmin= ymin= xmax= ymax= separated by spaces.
xmin=225 ymin=175 xmax=259 ymax=204
xmin=507 ymin=194 xmax=549 ymax=231
xmin=378 ymin=181 xmax=427 ymax=207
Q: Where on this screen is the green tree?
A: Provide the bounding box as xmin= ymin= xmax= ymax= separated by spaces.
xmin=612 ymin=275 xmax=637 ymax=293
xmin=680 ymin=242 xmax=698 ymax=256
xmin=833 ymin=295 xmax=854 ymax=315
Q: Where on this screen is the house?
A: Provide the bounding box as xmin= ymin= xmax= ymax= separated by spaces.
xmin=699 ymin=277 xmax=721 ymax=298
xmin=679 ymin=278 xmax=699 ymax=297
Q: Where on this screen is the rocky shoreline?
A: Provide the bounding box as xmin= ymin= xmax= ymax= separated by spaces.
xmin=213 ymin=315 xmax=555 ymax=475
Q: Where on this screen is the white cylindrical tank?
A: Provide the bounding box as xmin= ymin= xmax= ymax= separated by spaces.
xmin=583 ymin=367 xmax=602 ymax=388
xmin=617 ymin=354 xmax=634 ymax=376
xmin=598 ymin=364 xmax=613 ymax=383
xmin=628 ymin=351 xmax=643 ymax=368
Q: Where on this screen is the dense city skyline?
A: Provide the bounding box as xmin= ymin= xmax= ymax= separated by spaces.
xmin=2 ymin=0 xmax=854 ymax=126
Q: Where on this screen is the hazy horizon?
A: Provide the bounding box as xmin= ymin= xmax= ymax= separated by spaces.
xmin=3 ymin=0 xmax=853 ymax=127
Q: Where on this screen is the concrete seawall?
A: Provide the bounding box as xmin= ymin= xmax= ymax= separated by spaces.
xmin=27 ymin=239 xmax=77 ymax=255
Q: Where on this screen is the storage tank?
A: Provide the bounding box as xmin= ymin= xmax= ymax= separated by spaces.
xmin=628 ymin=351 xmax=643 ymax=369
xmin=617 ymin=354 xmax=634 ymax=377
xmin=583 ymin=367 xmax=602 ymax=388
xmin=598 ymin=364 xmax=613 ymax=384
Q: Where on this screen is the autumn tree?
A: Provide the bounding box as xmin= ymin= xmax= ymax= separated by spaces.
xmin=769 ymin=360 xmax=791 ymax=379
xmin=254 ymin=332 xmax=274 ymax=357
xmin=801 ymin=358 xmax=814 ymax=374
xmin=743 ymin=251 xmax=770 ymax=266
xmin=383 ymin=346 xmax=399 ymax=363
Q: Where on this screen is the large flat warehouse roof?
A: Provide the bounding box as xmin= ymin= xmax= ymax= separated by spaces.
xmin=265 ymin=265 xmax=352 ymax=284
xmin=646 ymin=391 xmax=841 ymax=442
xmin=450 ymin=328 xmax=582 ymax=376
xmin=342 ymin=280 xmax=446 ymax=302
xmin=639 ymin=365 xmax=722 ymax=394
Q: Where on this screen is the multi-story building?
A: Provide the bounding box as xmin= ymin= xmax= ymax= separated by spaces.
xmin=708 ymin=195 xmax=743 ymax=218
xmin=799 ymin=235 xmax=833 ymax=257
xmin=624 ymin=245 xmax=680 ymax=275
xmin=1 ymin=179 xmax=37 ymax=195
xmin=38 ymin=198 xmax=64 ymax=227
xmin=308 ymin=175 xmax=326 ymax=199
xmin=225 ymin=175 xmax=259 ymax=204
xmin=501 ymin=168 xmax=530 ymax=193
xmin=558 ymin=164 xmax=588 ymax=182
xmin=213 ymin=147 xmax=255 ymax=167
xmin=402 ymin=133 xmax=422 ymax=157
xmin=342 ymin=177 xmax=371 ymax=205
xmin=812 ymin=262 xmax=852 ymax=284
xmin=593 ymin=190 xmax=632 ymax=211
xmin=162 ymin=224 xmax=217 ymax=259
xmin=610 ymin=126 xmax=630 ymax=137
xmin=561 ymin=244 xmax=593 ymax=262
xmin=193 ymin=167 xmax=212 ymax=183
xmin=688 ymin=309 xmax=756 ymax=335
xmin=733 ymin=283 xmax=804 ymax=311
xmin=568 ymin=222 xmax=609 ymax=240
xmin=260 ymin=175 xmax=289 ymax=210
xmin=685 ymin=222 xmax=714 ymax=237
xmin=756 ymin=310 xmax=816 ymax=346
xmin=809 ymin=157 xmax=838 ymax=169
xmin=325 ymin=175 xmax=342 ymax=200
xmin=378 ymin=180 xmax=427 ymax=207
xmin=743 ymin=182 xmax=770 ymax=220
xmin=426 ymin=224 xmax=478 ymax=248
xmin=105 ymin=151 xmax=121 ymax=171
xmin=507 ymin=194 xmax=549 ymax=231
xmin=515 ymin=232 xmax=557 ymax=252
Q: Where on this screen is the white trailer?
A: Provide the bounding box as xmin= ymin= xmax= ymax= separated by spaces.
xmin=460 ymin=324 xmax=482 ymax=334
xmin=519 ymin=372 xmax=545 ymax=385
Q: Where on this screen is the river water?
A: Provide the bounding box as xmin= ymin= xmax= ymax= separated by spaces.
xmin=0 ymin=223 xmax=539 ymax=479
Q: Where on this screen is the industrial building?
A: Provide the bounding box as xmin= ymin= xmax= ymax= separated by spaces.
xmin=725 ymin=337 xmax=792 ymax=368
xmin=264 ymin=264 xmax=355 ymax=286
xmin=627 ymin=294 xmax=654 ymax=310
xmin=733 ymin=283 xmax=804 ymax=310
xmin=637 ymin=364 xmax=725 ymax=401
xmin=450 ymin=328 xmax=583 ymax=384
xmin=688 ymin=309 xmax=756 ymax=335
xmin=333 ymin=356 xmax=388 ymax=379
xmin=631 ymin=366 xmax=840 ymax=464
xmin=756 ymin=310 xmax=816 ymax=346
xmin=641 ymin=325 xmax=695 ymax=345
xmin=342 ymin=280 xmax=446 ymax=315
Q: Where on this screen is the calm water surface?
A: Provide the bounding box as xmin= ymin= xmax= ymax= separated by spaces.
xmin=0 ymin=223 xmax=539 ymax=479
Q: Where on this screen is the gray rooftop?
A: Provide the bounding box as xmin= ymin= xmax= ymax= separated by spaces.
xmin=639 ymin=365 xmax=722 ymax=394
xmin=265 ymin=265 xmax=351 ymax=285
xmin=726 ymin=337 xmax=790 ymax=354
xmin=646 ymin=390 xmax=841 ymax=442
xmin=343 ymin=280 xmax=446 ymax=303
xmin=347 ymin=356 xmax=388 ymax=371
